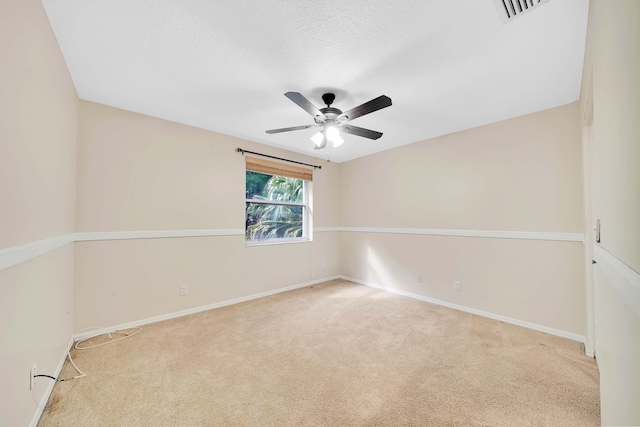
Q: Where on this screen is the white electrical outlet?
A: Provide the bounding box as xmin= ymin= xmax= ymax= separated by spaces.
xmin=180 ymin=285 xmax=188 ymax=296
xmin=454 ymin=281 xmax=461 ymax=292
xmin=417 ymin=274 xmax=423 ymax=283
xmin=30 ymin=364 xmax=37 ymax=390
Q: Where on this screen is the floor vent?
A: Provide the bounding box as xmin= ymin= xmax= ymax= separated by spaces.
xmin=493 ymin=0 xmax=550 ymax=24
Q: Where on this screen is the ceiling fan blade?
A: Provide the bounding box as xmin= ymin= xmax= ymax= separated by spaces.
xmin=338 ymin=95 xmax=392 ymax=122
xmin=341 ymin=124 xmax=383 ymax=140
xmin=285 ymin=92 xmax=325 ymax=120
xmin=266 ymin=124 xmax=318 ymax=134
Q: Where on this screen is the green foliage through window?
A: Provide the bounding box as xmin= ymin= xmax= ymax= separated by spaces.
xmin=245 ymin=172 xmax=306 ymax=241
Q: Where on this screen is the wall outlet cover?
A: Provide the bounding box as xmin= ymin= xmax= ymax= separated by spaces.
xmin=30 ymin=364 xmax=37 ymax=390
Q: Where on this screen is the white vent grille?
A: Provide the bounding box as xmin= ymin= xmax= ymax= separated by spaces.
xmin=493 ymin=0 xmax=550 ymax=23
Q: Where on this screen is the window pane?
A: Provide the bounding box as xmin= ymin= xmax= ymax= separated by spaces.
xmin=246 ymin=202 xmax=304 ymax=240
xmin=246 ymin=171 xmax=272 ymax=200
xmin=246 ymin=172 xmax=304 ymax=203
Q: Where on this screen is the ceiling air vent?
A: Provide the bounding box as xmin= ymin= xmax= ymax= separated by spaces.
xmin=493 ymin=0 xmax=550 ymax=24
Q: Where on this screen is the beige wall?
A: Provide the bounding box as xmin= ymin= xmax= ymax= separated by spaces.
xmin=0 ymin=1 xmax=77 ymax=247
xmin=74 ymin=232 xmax=339 ymax=329
xmin=581 ymin=1 xmax=640 ymax=424
xmin=339 ymin=103 xmax=586 ymax=336
xmin=585 ymin=1 xmax=640 ymax=273
xmin=0 ymin=247 xmax=75 ymax=426
xmin=340 ymin=233 xmax=585 ymax=334
xmin=339 ymin=103 xmax=583 ymax=231
xmin=74 ymin=101 xmax=340 ymax=330
xmin=76 ymin=101 xmax=340 ymax=232
xmin=76 ymin=102 xmax=242 ymax=231
xmin=0 ymin=0 xmax=78 ymax=426
xmin=593 ymin=267 xmax=640 ymax=424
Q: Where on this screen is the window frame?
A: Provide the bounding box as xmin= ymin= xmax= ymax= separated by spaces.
xmin=244 ymin=158 xmax=312 ymax=246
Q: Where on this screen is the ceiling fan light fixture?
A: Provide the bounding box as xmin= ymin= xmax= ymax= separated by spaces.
xmin=326 ymin=126 xmax=339 ymax=140
xmin=311 ymin=131 xmax=325 ymax=147
xmin=332 ymin=134 xmax=344 ymax=147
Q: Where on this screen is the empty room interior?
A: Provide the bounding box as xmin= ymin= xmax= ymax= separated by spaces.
xmin=1 ymin=0 xmax=639 ymax=426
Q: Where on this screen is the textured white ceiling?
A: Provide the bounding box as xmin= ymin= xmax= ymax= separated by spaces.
xmin=41 ymin=0 xmax=589 ymax=163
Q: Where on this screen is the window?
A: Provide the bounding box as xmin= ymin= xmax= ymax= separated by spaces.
xmin=245 ymin=157 xmax=312 ymax=243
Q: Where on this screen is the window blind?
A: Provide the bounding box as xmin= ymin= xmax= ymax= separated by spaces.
xmin=245 ymin=156 xmax=313 ymax=181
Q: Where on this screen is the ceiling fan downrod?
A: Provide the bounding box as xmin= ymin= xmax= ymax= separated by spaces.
xmin=322 ymin=93 xmax=335 ymax=107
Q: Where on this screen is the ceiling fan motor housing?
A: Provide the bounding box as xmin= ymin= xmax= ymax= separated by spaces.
xmin=319 ymin=107 xmax=342 ymax=119
xmin=318 ymin=93 xmax=343 ymax=122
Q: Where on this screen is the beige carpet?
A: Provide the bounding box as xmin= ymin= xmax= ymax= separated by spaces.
xmin=39 ymin=279 xmax=600 ymax=426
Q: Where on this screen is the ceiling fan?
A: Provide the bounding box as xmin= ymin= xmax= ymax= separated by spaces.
xmin=266 ymin=92 xmax=392 ymax=149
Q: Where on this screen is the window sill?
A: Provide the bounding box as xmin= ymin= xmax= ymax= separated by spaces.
xmin=245 ymin=238 xmax=312 ymax=247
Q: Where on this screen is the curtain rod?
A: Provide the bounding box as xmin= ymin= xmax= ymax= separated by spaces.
xmin=236 ymin=148 xmax=322 ymax=169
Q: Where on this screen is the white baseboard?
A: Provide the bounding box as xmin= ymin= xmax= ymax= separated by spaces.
xmin=340 ymin=275 xmax=590 ymax=354
xmin=30 ymin=336 xmax=75 ymax=427
xmin=585 ymin=346 xmax=595 ymax=358
xmin=74 ymin=276 xmax=340 ymax=341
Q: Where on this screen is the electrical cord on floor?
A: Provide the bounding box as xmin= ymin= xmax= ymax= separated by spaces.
xmin=35 ymin=351 xmax=86 ymax=383
xmin=74 ymin=327 xmax=142 ymax=350
xmin=37 ymin=327 xmax=141 ymax=383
